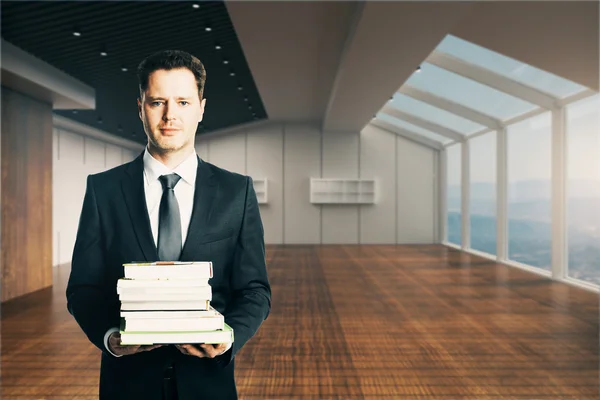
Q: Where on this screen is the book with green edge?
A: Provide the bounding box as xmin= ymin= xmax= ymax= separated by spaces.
xmin=119 ymin=322 xmax=234 ymax=346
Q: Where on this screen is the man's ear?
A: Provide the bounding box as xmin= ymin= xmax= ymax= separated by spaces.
xmin=198 ymin=98 xmax=207 ymax=122
xmin=137 ymin=98 xmax=143 ymax=121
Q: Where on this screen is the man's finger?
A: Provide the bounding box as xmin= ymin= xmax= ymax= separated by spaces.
xmin=198 ymin=343 xmax=226 ymax=358
xmin=181 ymin=344 xmax=206 ymax=358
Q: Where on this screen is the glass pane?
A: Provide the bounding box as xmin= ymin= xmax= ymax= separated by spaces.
xmin=566 ymin=94 xmax=600 ymax=285
xmin=407 ymin=62 xmax=537 ymax=121
xmin=438 ymin=35 xmax=589 ymax=99
xmin=447 ymin=143 xmax=462 ymax=245
xmin=376 ymin=113 xmax=452 ymax=144
xmin=507 ymin=112 xmax=552 ymax=270
xmin=470 ymin=131 xmax=497 ymax=255
xmin=390 ymin=93 xmax=485 ymax=134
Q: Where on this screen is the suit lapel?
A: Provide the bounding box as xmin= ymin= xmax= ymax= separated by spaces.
xmin=122 ymin=153 xmax=159 ymax=261
xmin=180 ymin=157 xmax=217 ymax=261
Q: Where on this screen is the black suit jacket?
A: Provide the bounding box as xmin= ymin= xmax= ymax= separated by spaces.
xmin=66 ymin=153 xmax=271 ymax=400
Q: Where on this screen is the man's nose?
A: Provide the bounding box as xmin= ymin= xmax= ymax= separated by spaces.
xmin=162 ymin=102 xmax=176 ymax=121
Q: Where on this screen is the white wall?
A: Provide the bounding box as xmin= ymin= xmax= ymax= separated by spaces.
xmin=52 ymin=126 xmax=139 ymax=266
xmin=196 ymin=122 xmax=439 ymax=245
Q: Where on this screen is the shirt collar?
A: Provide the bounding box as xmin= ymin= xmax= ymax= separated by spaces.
xmin=143 ymin=147 xmax=198 ymax=186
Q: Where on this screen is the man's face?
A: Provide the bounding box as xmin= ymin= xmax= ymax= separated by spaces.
xmin=138 ymin=68 xmax=206 ymax=154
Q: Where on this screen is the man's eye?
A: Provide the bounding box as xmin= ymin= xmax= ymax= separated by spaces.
xmin=151 ymin=102 xmax=162 ymax=106
xmin=180 ymin=101 xmax=189 ymax=106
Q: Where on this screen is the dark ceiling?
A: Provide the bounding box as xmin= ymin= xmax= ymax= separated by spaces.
xmin=1 ymin=0 xmax=266 ymax=144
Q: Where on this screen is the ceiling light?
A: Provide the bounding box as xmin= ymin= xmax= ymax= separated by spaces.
xmin=192 ymin=4 xmax=200 ymax=8
xmin=72 ymin=110 xmax=78 ymax=114
xmin=121 ymin=66 xmax=128 ymax=72
xmin=205 ymin=26 xmax=212 ymax=32
xmin=215 ymin=43 xmax=221 ymax=50
xmin=73 ymin=26 xmax=81 ymax=36
xmin=97 ymin=116 xmax=103 ymax=124
xmin=100 ymin=51 xmax=107 ymax=57
xmin=223 ymin=59 xmax=229 ymax=65
xmin=244 ymin=97 xmax=248 ymax=102
xmin=230 ymin=71 xmax=235 ymax=77
xmin=416 ymin=66 xmax=421 ymax=72
xmin=117 ymin=124 xmax=123 ymax=132
xmin=237 ymin=85 xmax=243 ymax=91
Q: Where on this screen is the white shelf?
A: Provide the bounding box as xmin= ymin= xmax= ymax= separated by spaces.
xmin=310 ymin=178 xmax=376 ymax=204
xmin=251 ymin=177 xmax=268 ymax=204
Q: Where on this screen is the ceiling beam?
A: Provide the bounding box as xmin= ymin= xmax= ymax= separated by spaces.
xmin=370 ymin=119 xmax=443 ymax=150
xmin=1 ymin=39 xmax=95 ymax=110
xmin=426 ymin=50 xmax=559 ymax=110
xmin=398 ymin=85 xmax=503 ymax=130
xmin=381 ymin=105 xmax=465 ymax=142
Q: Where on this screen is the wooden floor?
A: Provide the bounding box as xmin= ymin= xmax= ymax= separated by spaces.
xmin=2 ymin=245 xmax=598 ymax=399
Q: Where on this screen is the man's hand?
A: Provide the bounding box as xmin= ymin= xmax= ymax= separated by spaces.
xmin=175 ymin=343 xmax=229 ymax=358
xmin=108 ymin=331 xmax=163 ymax=356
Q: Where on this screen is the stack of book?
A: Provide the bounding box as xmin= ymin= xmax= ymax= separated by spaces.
xmin=118 ymin=261 xmax=234 ymax=346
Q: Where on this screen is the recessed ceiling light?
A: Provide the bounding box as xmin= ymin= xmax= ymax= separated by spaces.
xmin=132 ymin=132 xmax=137 ymax=137
xmin=121 ymin=67 xmax=128 ymax=72
xmin=215 ymin=44 xmax=221 ymax=50
xmin=118 ymin=124 xmax=123 ymax=132
xmin=243 ymin=97 xmax=248 ymax=102
xmin=223 ymin=59 xmax=229 ymax=65
xmin=192 ymin=4 xmax=200 ymax=8
xmin=97 ymin=116 xmax=103 ymax=124
xmin=205 ymin=26 xmax=212 ymax=32
xmin=72 ymin=110 xmax=78 ymax=114
xmin=237 ymin=85 xmax=243 ymax=91
xmin=73 ymin=31 xmax=81 ymax=37
xmin=230 ymin=71 xmax=235 ymax=77
xmin=100 ymin=51 xmax=107 ymax=56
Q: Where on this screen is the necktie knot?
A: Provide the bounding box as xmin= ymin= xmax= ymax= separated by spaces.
xmin=159 ymin=173 xmax=181 ymax=190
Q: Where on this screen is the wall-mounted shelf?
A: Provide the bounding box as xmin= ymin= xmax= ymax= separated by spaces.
xmin=252 ymin=177 xmax=268 ymax=204
xmin=310 ymin=178 xmax=376 ymax=204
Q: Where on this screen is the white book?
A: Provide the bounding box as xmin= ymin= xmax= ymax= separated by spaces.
xmin=117 ymin=286 xmax=211 ymax=296
xmin=123 ymin=261 xmax=212 ymax=280
xmin=119 ymin=291 xmax=212 ymax=302
xmin=120 ymin=323 xmax=234 ymax=345
xmin=120 ymin=299 xmax=210 ymax=311
xmin=117 ymin=278 xmax=210 ymax=289
xmin=123 ymin=314 xmax=224 ymax=332
xmin=120 ymin=307 xmax=220 ymax=319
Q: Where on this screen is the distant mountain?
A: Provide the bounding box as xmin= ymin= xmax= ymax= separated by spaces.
xmin=447 ymin=211 xmax=600 ymax=284
xmin=448 ymin=180 xmax=600 ymax=203
xmin=447 ymin=180 xmax=600 ymax=227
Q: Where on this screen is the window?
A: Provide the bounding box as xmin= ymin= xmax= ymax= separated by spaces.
xmin=390 ymin=93 xmax=485 ymax=135
xmin=406 ymin=63 xmax=537 ymax=121
xmin=437 ymin=35 xmax=588 ymax=99
xmin=566 ymin=94 xmax=600 ymax=285
xmin=507 ymin=112 xmax=552 ymax=270
xmin=446 ymin=143 xmax=462 ymax=245
xmin=469 ymin=132 xmax=497 ymax=255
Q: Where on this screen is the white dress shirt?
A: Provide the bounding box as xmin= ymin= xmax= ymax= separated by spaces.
xmin=143 ymin=147 xmax=197 ymax=248
xmin=105 ymin=148 xmax=231 ymax=357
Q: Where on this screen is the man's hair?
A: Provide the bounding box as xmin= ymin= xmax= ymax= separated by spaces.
xmin=136 ymin=50 xmax=206 ymax=99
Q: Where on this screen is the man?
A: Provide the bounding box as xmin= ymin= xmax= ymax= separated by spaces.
xmin=66 ymin=50 xmax=271 ymax=400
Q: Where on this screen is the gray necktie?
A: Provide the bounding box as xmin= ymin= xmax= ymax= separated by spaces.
xmin=158 ymin=173 xmax=182 ymax=261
